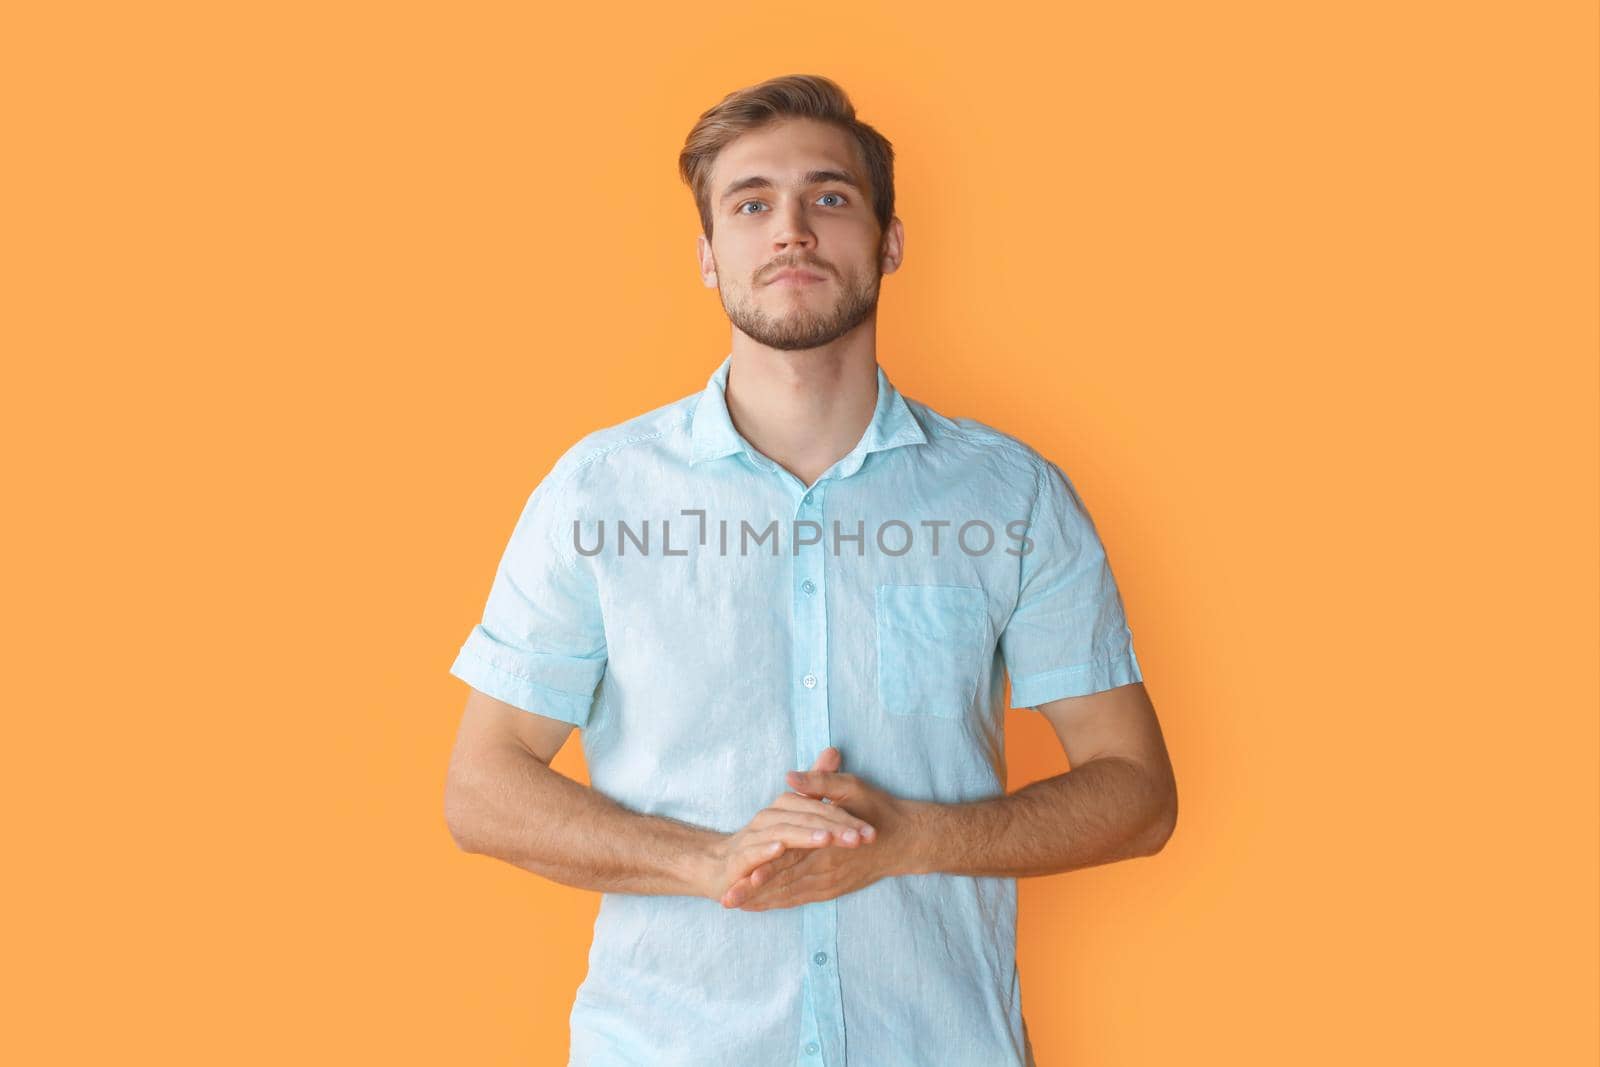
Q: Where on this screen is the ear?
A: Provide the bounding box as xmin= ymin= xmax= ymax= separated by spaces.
xmin=879 ymin=216 xmax=905 ymax=276
xmin=697 ymin=233 xmax=719 ymax=288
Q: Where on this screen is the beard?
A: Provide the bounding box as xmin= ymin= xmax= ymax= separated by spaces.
xmin=720 ymin=267 xmax=881 ymax=351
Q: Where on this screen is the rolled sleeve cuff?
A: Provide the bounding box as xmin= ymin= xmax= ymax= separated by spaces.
xmin=1009 ymin=648 xmax=1143 ymax=709
xmin=449 ymin=630 xmax=604 ymax=727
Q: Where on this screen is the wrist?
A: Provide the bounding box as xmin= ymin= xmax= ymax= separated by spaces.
xmin=681 ymin=828 xmax=727 ymax=899
xmin=896 ymin=798 xmax=944 ymax=876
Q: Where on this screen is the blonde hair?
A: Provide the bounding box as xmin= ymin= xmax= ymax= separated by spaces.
xmin=678 ymin=73 xmax=896 ymax=240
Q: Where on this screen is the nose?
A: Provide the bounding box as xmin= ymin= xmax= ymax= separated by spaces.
xmin=770 ymin=197 xmax=816 ymax=254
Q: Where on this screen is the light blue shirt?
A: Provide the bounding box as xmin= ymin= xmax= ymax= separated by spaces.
xmin=450 ymin=355 xmax=1143 ymax=1067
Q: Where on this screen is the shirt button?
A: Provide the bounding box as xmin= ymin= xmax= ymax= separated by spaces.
xmin=800 ymin=579 xmax=816 ymax=595
xmin=804 ymin=1041 xmax=820 ymax=1055
xmin=801 ymin=673 xmax=817 ymax=689
xmin=813 ymin=950 xmax=828 ymax=965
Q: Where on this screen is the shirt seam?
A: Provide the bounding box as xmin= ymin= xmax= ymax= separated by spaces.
xmin=545 ymin=409 xmax=698 ymax=576
xmin=920 ymin=417 xmax=1038 ymax=461
xmin=1014 ymin=456 xmax=1049 ymax=605
xmin=1012 ymin=655 xmax=1129 ymax=683
xmin=457 ymin=643 xmax=599 ymax=699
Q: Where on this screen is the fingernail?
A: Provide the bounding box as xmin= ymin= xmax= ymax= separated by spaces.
xmin=862 ymin=825 xmax=876 ymax=840
xmin=812 ymin=829 xmax=829 ymax=841
xmin=842 ymin=829 xmax=859 ymax=844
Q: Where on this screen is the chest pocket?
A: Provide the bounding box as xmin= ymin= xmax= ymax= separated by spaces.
xmin=875 ymin=584 xmax=989 ymax=719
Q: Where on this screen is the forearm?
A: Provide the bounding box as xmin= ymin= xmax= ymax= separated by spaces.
xmin=903 ymin=756 xmax=1174 ymax=878
xmin=445 ymin=741 xmax=719 ymax=897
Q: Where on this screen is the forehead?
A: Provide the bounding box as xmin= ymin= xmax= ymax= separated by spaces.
xmin=709 ymin=117 xmax=865 ymax=189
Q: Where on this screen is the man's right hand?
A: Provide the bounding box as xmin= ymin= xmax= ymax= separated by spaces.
xmin=699 ymin=746 xmax=877 ymax=907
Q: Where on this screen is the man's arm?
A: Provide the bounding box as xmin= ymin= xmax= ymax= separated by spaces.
xmin=901 ymin=681 xmax=1177 ymax=877
xmin=443 ymin=687 xmax=721 ymax=896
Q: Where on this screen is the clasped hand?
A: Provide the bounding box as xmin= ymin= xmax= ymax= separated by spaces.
xmin=708 ymin=747 xmax=917 ymax=911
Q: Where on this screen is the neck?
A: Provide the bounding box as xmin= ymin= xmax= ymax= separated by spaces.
xmin=723 ymin=328 xmax=880 ymax=489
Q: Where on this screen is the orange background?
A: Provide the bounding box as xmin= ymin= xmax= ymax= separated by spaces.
xmin=4 ymin=2 xmax=1596 ymax=1064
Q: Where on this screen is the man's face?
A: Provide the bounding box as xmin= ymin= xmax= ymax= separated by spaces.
xmin=697 ymin=117 xmax=903 ymax=351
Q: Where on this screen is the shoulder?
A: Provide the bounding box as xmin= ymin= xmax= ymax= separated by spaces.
xmin=902 ymin=395 xmax=1053 ymax=494
xmin=541 ymin=389 xmax=701 ymax=491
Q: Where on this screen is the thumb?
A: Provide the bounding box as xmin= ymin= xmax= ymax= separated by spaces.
xmin=810 ymin=746 xmax=842 ymax=773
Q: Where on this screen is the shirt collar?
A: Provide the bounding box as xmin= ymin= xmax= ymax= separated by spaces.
xmin=688 ymin=354 xmax=928 ymax=480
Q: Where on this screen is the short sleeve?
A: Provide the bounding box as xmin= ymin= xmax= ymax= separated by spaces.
xmin=999 ymin=459 xmax=1143 ymax=708
xmin=449 ymin=467 xmax=608 ymax=727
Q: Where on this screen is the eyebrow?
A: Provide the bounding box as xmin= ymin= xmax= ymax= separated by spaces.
xmin=717 ymin=169 xmax=863 ymax=206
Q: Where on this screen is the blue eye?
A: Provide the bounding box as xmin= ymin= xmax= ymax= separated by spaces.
xmin=736 ymin=193 xmax=846 ymax=215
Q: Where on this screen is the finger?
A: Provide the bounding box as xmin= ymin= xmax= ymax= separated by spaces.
xmin=750 ymin=848 xmax=807 ymax=886
xmin=724 ymin=850 xmax=801 ymax=906
xmin=723 ymin=844 xmax=787 ymax=908
xmin=742 ymin=842 xmax=825 ymax=900
xmin=726 ymin=854 xmax=805 ymax=908
xmin=811 ymin=746 xmax=842 ymax=774
xmin=735 ymin=823 xmax=840 ymax=874
xmin=794 ymin=797 xmax=876 ymax=843
xmin=740 ymin=870 xmax=828 ymax=911
xmin=765 ymin=795 xmax=877 ymax=841
xmin=727 ymin=841 xmax=817 ymax=906
xmin=751 ymin=805 xmax=875 ymax=843
xmin=742 ymin=844 xmax=806 ymax=889
xmin=785 ymin=770 xmax=853 ymax=801
xmin=742 ymin=887 xmax=815 ymax=912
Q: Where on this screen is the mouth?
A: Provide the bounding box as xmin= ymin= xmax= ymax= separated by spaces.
xmin=766 ymin=268 xmax=827 ymax=287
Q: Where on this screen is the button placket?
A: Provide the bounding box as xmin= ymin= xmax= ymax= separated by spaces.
xmin=788 ymin=482 xmax=844 ymax=1065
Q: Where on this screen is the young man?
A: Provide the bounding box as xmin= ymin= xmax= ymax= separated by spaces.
xmin=444 ymin=74 xmax=1177 ymax=1067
